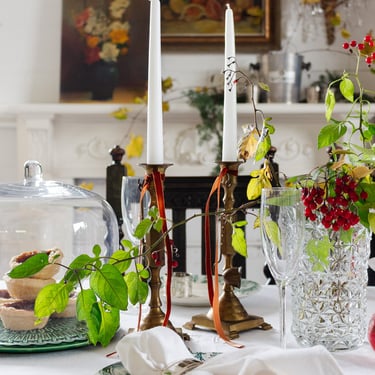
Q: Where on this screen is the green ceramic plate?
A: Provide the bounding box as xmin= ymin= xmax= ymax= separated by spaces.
xmin=0 ymin=317 xmax=89 ymax=353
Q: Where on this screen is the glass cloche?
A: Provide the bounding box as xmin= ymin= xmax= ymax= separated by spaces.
xmin=0 ymin=160 xmax=119 ymax=278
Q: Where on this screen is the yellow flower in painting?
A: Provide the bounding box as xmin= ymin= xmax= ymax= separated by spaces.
xmin=86 ymin=35 xmax=100 ymax=48
xmin=119 ymin=47 xmax=129 ymax=55
xmin=109 ymin=29 xmax=129 ymax=44
xmin=125 ymin=134 xmax=144 ymax=159
xmin=74 ymin=0 xmax=131 ymax=64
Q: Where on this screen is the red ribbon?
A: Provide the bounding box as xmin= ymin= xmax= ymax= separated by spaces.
xmin=152 ymin=170 xmax=173 ymax=327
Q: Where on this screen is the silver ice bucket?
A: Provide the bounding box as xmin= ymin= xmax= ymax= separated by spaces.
xmin=256 ymin=52 xmax=310 ymax=103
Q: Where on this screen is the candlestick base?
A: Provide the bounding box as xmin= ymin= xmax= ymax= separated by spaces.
xmin=184 ymin=314 xmax=272 ymax=339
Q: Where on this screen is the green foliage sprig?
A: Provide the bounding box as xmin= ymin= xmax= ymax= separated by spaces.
xmin=288 ymin=34 xmax=375 ymax=267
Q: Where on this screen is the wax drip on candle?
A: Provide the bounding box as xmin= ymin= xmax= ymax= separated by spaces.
xmin=222 ymin=3 xmax=238 ymax=162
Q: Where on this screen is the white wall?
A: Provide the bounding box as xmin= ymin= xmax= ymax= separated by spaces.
xmin=0 ymin=0 xmax=62 ymax=103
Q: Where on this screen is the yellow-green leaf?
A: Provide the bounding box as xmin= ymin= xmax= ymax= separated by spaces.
xmin=35 ymin=282 xmax=70 ymax=318
xmin=111 ymin=107 xmax=129 ymax=120
xmin=306 ymin=235 xmax=333 ymax=271
xmin=325 ymin=88 xmax=336 ymax=121
xmin=231 ymin=225 xmax=247 ymax=258
xmin=125 ymin=134 xmax=144 ymax=159
xmin=369 ymin=212 xmax=375 ymax=233
xmin=247 ymin=172 xmax=262 ymax=200
xmin=258 ymin=81 xmax=270 ymax=92
xmin=339 ymin=77 xmax=354 ymax=103
xmin=264 ymin=220 xmax=282 ymax=254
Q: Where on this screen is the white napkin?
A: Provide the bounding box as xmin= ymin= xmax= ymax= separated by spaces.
xmin=190 ymin=345 xmax=344 ymax=375
xmin=116 ymin=327 xmax=344 ymax=375
xmin=116 ymin=326 xmax=200 ymax=375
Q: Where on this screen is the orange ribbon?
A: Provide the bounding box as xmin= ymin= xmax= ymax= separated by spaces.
xmin=152 ymin=170 xmax=173 ymax=327
xmin=204 ymin=167 xmax=243 ymax=348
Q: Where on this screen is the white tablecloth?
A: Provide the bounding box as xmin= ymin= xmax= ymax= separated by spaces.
xmin=1 ymin=285 xmax=375 ymax=375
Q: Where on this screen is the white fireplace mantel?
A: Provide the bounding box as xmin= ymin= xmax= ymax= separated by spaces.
xmin=0 ymin=102 xmax=350 ymax=184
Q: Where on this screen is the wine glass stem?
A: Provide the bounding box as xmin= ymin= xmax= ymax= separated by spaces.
xmin=279 ymin=282 xmax=287 ymax=349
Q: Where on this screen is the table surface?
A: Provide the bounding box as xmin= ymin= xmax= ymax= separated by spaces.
xmin=1 ymin=285 xmax=375 ymax=375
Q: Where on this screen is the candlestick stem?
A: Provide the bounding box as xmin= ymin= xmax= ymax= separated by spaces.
xmin=139 ymin=163 xmax=173 ymax=330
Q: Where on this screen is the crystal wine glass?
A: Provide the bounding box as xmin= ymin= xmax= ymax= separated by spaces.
xmin=121 ymin=176 xmax=150 ymax=244
xmin=260 ymin=187 xmax=305 ymax=349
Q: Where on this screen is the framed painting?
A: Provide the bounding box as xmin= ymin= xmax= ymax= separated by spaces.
xmin=161 ymin=0 xmax=281 ymax=51
xmin=60 ymin=0 xmax=149 ymax=103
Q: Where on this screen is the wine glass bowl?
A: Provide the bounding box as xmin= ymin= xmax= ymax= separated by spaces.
xmin=260 ymin=187 xmax=305 ymax=348
xmin=121 ymin=176 xmax=150 ymax=244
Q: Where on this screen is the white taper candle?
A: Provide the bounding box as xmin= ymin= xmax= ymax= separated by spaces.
xmin=146 ymin=0 xmax=164 ymax=164
xmin=222 ymin=3 xmax=238 ymax=162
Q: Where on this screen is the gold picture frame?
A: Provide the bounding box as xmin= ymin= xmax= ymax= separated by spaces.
xmin=161 ymin=0 xmax=281 ymax=51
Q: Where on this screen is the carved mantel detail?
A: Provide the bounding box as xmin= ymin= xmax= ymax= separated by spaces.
xmin=0 ymin=103 xmax=351 ymax=184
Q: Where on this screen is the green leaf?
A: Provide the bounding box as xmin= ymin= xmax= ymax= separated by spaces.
xmin=138 ymin=266 xmax=149 ymax=280
xmin=258 ymin=81 xmax=270 ymax=92
xmin=64 ymin=254 xmax=94 ymax=284
xmin=92 ymin=244 xmax=101 ymax=257
xmin=109 ymin=250 xmax=132 ymax=273
xmin=254 ymin=127 xmax=271 ymax=161
xmin=148 ymin=206 xmax=159 ymax=219
xmin=233 ymin=220 xmax=247 ymax=228
xmin=264 ymin=118 xmax=275 ymax=134
xmin=325 ymin=88 xmax=336 ymax=121
xmin=124 ymin=271 xmax=149 ymax=305
xmin=134 ymin=218 xmax=153 ymax=239
xmin=97 ymin=302 xmax=120 ymax=347
xmin=77 ymin=289 xmax=101 ymax=345
xmin=339 ymin=77 xmax=354 ymax=103
xmin=264 ymin=220 xmax=282 ymax=254
xmin=89 ymin=264 xmax=128 ymax=310
xmin=231 ymin=225 xmax=247 ymax=257
xmin=369 ymin=212 xmax=375 ymax=233
xmin=152 ymin=218 xmax=164 ymax=232
xmin=34 ymin=282 xmax=70 ymax=319
xmin=306 ymin=235 xmax=333 ymax=271
xmin=121 ymin=239 xmax=134 ymax=250
xmin=317 ymin=122 xmax=347 ymax=149
xmin=340 ymin=227 xmax=354 ymax=243
xmin=8 ymin=253 xmax=49 ymax=278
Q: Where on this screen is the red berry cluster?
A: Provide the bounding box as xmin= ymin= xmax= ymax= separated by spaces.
xmin=302 ymin=174 xmax=368 ymax=231
xmin=342 ymin=34 xmax=375 ymax=65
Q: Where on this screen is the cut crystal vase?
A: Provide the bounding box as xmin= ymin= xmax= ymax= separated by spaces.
xmin=291 ymin=220 xmax=371 ymax=351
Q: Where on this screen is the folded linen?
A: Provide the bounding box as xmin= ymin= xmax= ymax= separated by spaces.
xmin=190 ymin=345 xmax=344 ymax=375
xmin=116 ymin=326 xmax=201 ymax=375
xmin=116 ymin=326 xmax=344 ymax=375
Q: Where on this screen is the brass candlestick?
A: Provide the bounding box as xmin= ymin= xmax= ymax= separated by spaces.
xmin=184 ymin=161 xmax=271 ymax=338
xmin=139 ymin=163 xmax=174 ymax=331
